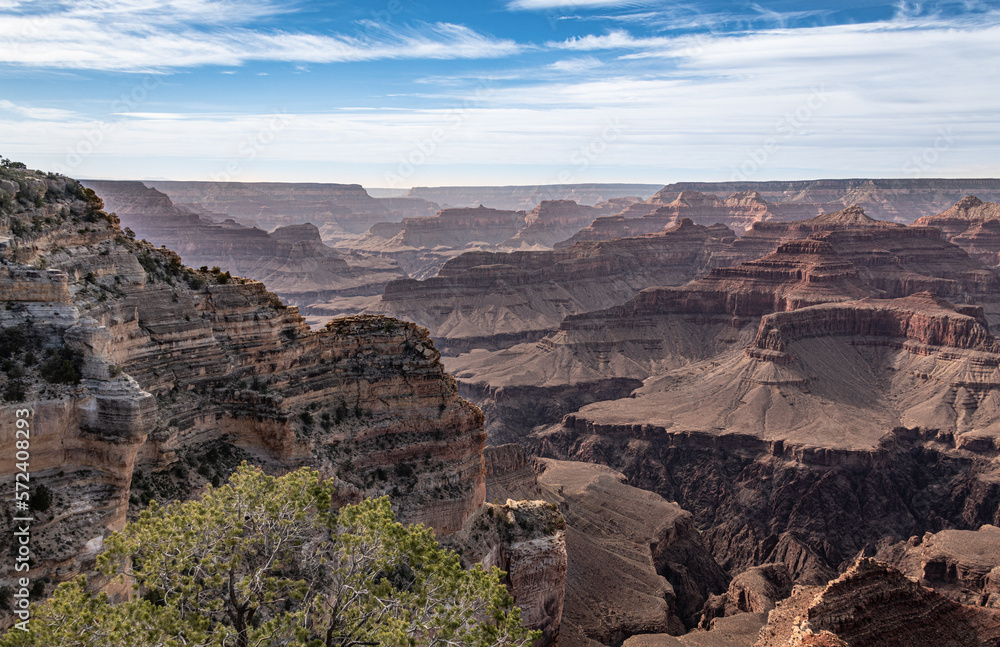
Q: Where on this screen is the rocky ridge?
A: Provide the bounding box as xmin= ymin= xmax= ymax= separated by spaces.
xmin=370 ymin=218 xmax=736 ymax=354
xmin=83 ymin=181 xmax=406 ymax=323
xmin=145 ymin=180 xmax=440 ymax=240
xmin=403 ymin=184 xmax=660 ymax=211
xmin=650 ymin=179 xmax=1000 ymax=223
xmin=556 ymin=191 xmax=823 ymax=247
xmin=481 ymin=445 xmax=729 ymax=647
xmin=913 ymin=196 xmax=1000 ymax=266
xmin=753 ymin=558 xmax=1000 ymax=647
xmin=0 ymin=167 xmax=489 ymax=599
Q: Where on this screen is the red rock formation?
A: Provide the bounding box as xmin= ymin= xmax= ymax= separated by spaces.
xmin=875 ymin=525 xmax=1000 ymax=608
xmin=651 ymin=178 xmax=1000 ymax=223
xmin=83 ymin=181 xmax=406 ymax=322
xmin=1 ymin=169 xmax=486 ymax=591
xmin=913 ymin=196 xmax=1000 ymax=265
xmin=556 ymin=191 xmax=824 ymax=247
xmin=754 ymin=558 xmax=1000 ymax=647
xmin=504 ymin=200 xmax=604 ymax=249
xmin=483 ymin=451 xmax=729 ymax=645
xmin=143 ymin=179 xmax=438 ymax=237
xmin=371 ymin=218 xmax=736 ymax=354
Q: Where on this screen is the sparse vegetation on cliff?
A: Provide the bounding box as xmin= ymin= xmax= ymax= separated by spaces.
xmin=0 ymin=465 xmax=536 ymax=647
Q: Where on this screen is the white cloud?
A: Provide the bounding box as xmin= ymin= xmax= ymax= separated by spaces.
xmin=547 ymin=56 xmax=604 ymax=73
xmin=0 ymin=2 xmax=522 ymax=71
xmin=3 ymin=7 xmax=999 ymax=186
xmin=0 ymin=99 xmax=78 ymax=120
xmin=507 ymin=0 xmax=649 ymax=9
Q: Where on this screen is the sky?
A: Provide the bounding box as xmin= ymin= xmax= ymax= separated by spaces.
xmin=0 ymin=0 xmax=997 ymax=188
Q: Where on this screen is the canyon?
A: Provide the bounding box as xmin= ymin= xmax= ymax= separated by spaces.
xmin=83 ymin=180 xmax=407 ymax=324
xmin=7 ymin=168 xmax=1000 ymax=647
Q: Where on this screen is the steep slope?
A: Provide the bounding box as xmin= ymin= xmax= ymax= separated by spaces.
xmin=483 ymin=446 xmax=729 ymax=646
xmin=446 ymin=237 xmax=879 ymax=442
xmin=369 ymin=219 xmax=736 ymax=354
xmin=913 ymin=196 xmax=1000 ymax=265
xmin=650 ymin=179 xmax=1000 ymax=223
xmin=503 ymin=200 xmax=606 ymax=249
xmin=0 ymin=167 xmax=486 ymax=591
xmin=145 ymin=179 xmax=440 ymax=238
xmin=754 ymin=558 xmax=1000 ymax=647
xmin=557 ymin=191 xmax=823 ymax=247
xmin=875 ymin=525 xmax=1000 ymax=608
xmin=343 ymin=205 xmax=528 ymax=278
xmin=83 ymin=181 xmax=406 ymax=323
xmin=531 ymin=292 xmax=1000 ymax=578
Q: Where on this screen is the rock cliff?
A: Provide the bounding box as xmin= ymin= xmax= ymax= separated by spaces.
xmin=343 ymin=205 xmax=528 ymax=278
xmin=874 ymin=525 xmax=1000 ymax=608
xmin=404 ymin=184 xmax=660 ymax=211
xmin=913 ymin=196 xmax=1000 ymax=265
xmin=503 ymin=200 xmax=605 ymax=249
xmin=482 ymin=446 xmax=729 ymax=646
xmin=0 ymin=167 xmax=486 ymax=594
xmin=753 ymin=558 xmax=1000 ymax=647
xmin=83 ymin=181 xmax=406 ymax=324
xmin=651 ymin=179 xmax=1000 ymax=223
xmin=145 ymin=179 xmax=439 ymax=238
xmin=370 ymin=218 xmax=736 ymax=354
xmin=556 ymin=191 xmax=823 ymax=247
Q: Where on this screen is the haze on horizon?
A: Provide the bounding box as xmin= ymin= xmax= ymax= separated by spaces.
xmin=0 ymin=0 xmax=997 ymax=188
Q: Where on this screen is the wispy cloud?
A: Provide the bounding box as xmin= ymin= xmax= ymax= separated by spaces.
xmin=0 ymin=2 xmax=522 ymax=71
xmin=0 ymin=99 xmax=77 ymax=120
xmin=507 ymin=0 xmax=650 ymax=9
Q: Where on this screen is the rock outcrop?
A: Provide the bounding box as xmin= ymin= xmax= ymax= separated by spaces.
xmin=144 ymin=179 xmax=439 ymax=239
xmin=444 ymin=494 xmax=567 ymax=647
xmin=556 ymin=191 xmax=823 ymax=246
xmin=0 ymin=167 xmax=486 ymax=594
xmin=875 ymin=525 xmax=1000 ymax=608
xmin=371 ymin=218 xmax=736 ymax=354
xmin=344 ymin=205 xmax=528 ymax=278
xmin=503 ymin=200 xmax=605 ymax=249
xmin=913 ymin=196 xmax=1000 ymax=265
xmin=82 ymin=181 xmax=406 ymax=324
xmin=404 ymin=184 xmax=660 ymax=211
xmin=754 ymin=558 xmax=1000 ymax=647
xmin=650 ymin=179 xmax=1000 ymax=223
xmin=483 ymin=447 xmax=730 ymax=646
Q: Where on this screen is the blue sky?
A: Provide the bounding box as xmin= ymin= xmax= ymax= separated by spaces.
xmin=0 ymin=0 xmax=997 ymax=187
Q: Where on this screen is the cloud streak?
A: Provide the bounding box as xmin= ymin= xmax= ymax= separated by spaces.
xmin=0 ymin=2 xmax=522 ymax=71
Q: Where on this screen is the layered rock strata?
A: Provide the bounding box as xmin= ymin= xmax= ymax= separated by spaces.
xmin=530 ymin=291 xmax=1000 ymax=580
xmin=913 ymin=196 xmax=1000 ymax=265
xmin=344 ymin=205 xmax=528 ymax=278
xmin=874 ymin=525 xmax=1000 ymax=608
xmin=483 ymin=446 xmax=730 ymax=646
xmin=82 ymin=181 xmax=406 ymax=322
xmin=0 ymin=168 xmax=486 ymax=593
xmin=144 ymin=179 xmax=439 ymax=236
xmin=404 ymin=184 xmax=660 ymax=211
xmin=503 ymin=200 xmax=605 ymax=249
xmin=556 ymin=191 xmax=822 ymax=246
xmin=371 ymin=218 xmax=736 ymax=354
xmin=650 ymin=179 xmax=1000 ymax=223
xmin=753 ymin=558 xmax=1000 ymax=647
